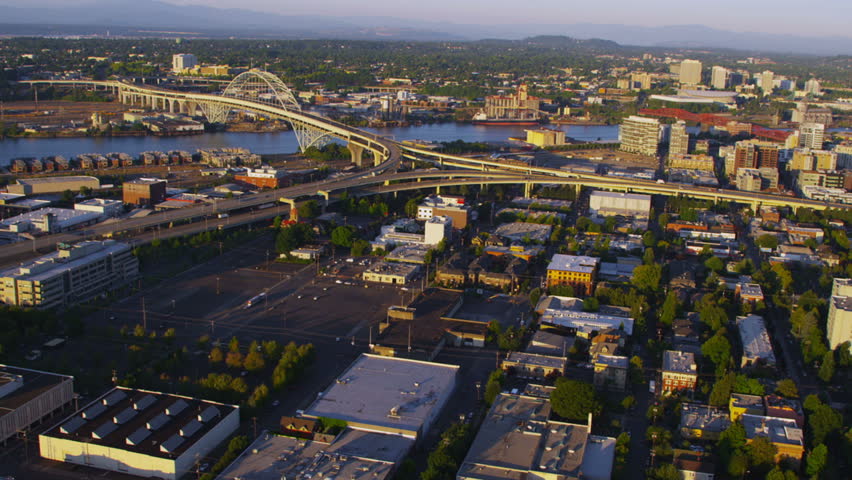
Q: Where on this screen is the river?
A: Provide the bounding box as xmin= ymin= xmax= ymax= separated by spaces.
xmin=0 ymin=123 xmax=620 ymax=167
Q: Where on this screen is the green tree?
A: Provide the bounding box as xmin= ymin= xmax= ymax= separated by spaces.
xmin=244 ymin=350 xmax=266 ymax=372
xmin=702 ymin=332 xmax=732 ymax=375
xmin=134 ymin=324 xmax=146 ymax=337
xmin=228 ymin=336 xmax=240 ymax=353
xmin=646 ymin=464 xmax=679 ymax=480
xmin=642 ymin=230 xmax=657 ymax=248
xmin=771 ymin=263 xmax=794 ymax=293
xmin=225 ymin=351 xmax=244 ymax=369
xmin=746 ymin=436 xmax=778 ymax=475
xmin=550 ymin=378 xmax=601 ymax=422
xmin=529 ymin=287 xmax=542 ymax=307
xmin=804 ymin=395 xmax=843 ymax=446
xmin=296 ymin=200 xmax=319 ymax=219
xmin=704 ymin=256 xmax=724 ymax=273
xmin=756 ymin=234 xmax=779 ymax=250
xmin=643 ymin=247 xmax=656 ymax=265
xmin=806 ymin=443 xmax=828 ymax=477
xmin=351 ymin=239 xmax=370 ymax=256
xmin=709 ymin=372 xmax=735 ymax=406
xmin=484 ymin=370 xmax=504 ymax=406
xmin=631 ymin=264 xmax=662 ymax=292
xmin=331 ymin=226 xmax=355 ymax=248
xmin=775 ymin=379 xmax=798 ymax=398
xmin=818 ymin=350 xmax=835 ymax=382
xmin=700 ymin=303 xmax=728 ymax=332
xmin=583 ymin=297 xmax=600 ymax=312
xmin=659 ymin=291 xmax=678 ymax=326
xmin=209 ymin=347 xmax=224 ymax=364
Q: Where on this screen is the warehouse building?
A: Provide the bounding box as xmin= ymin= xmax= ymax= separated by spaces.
xmin=362 ymin=261 xmax=420 ymax=285
xmin=0 ymin=208 xmax=101 ymax=234
xmin=6 ymin=176 xmax=100 ymax=195
xmin=0 ymin=240 xmax=138 ymax=309
xmin=303 ymin=354 xmax=458 ymax=439
xmin=123 ymin=178 xmax=167 ymax=206
xmin=589 ymin=191 xmax=652 ymax=219
xmin=39 ymin=387 xmax=239 ymax=480
xmin=0 ymin=365 xmax=74 ymax=444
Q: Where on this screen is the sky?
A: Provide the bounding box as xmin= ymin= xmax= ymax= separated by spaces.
xmin=163 ymin=0 xmax=852 ymax=37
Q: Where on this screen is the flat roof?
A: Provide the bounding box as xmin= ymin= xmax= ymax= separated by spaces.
xmin=458 ymin=393 xmax=592 ymax=480
xmin=215 ymin=429 xmax=413 ymax=480
xmin=0 ymin=240 xmax=131 ymax=283
xmin=736 ymin=315 xmax=776 ymax=364
xmin=16 ymin=176 xmax=98 ymax=185
xmin=546 ymin=254 xmax=600 ymax=274
xmin=0 ymin=365 xmax=72 ymax=419
xmin=504 ymin=352 xmax=566 ymax=369
xmin=595 ymin=354 xmax=629 ymax=369
xmin=0 ymin=207 xmax=100 ymax=229
xmin=538 ymin=298 xmax=634 ymax=336
xmin=303 ymin=354 xmax=458 ymax=437
xmin=680 ymin=403 xmax=731 ymax=433
xmin=590 ymin=190 xmax=653 ymax=202
xmin=741 ymin=414 xmax=804 ymax=447
xmin=364 ymin=261 xmax=420 ymax=276
xmin=42 ymin=387 xmax=238 ymax=460
xmin=663 ymin=350 xmax=697 ymax=374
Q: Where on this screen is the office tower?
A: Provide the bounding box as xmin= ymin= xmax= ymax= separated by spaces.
xmin=172 ymin=53 xmax=197 ymax=73
xmin=728 ymin=71 xmax=745 ymax=87
xmin=760 ymin=70 xmax=774 ymax=94
xmin=799 ymin=123 xmax=825 ymax=149
xmin=679 ymin=60 xmax=703 ymax=85
xmin=711 ymin=66 xmax=728 ymax=89
xmin=669 ymin=121 xmax=689 ymax=156
xmin=630 ymin=72 xmax=653 ymax=90
xmin=620 ymin=116 xmax=661 ymax=157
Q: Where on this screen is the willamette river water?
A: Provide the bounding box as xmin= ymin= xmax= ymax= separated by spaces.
xmin=0 ymin=123 xmax=620 ymax=167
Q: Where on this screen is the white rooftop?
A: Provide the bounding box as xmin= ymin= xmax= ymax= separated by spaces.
xmin=303 ymin=354 xmax=458 ymax=438
xmin=736 ymin=315 xmax=776 ymax=365
xmin=546 ymin=254 xmax=600 ymax=274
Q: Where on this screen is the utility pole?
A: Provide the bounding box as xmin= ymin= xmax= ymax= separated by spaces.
xmin=252 ymin=417 xmax=258 ymax=439
xmin=216 ymin=277 xmax=221 ymax=295
xmin=142 ymin=297 xmax=147 ymax=331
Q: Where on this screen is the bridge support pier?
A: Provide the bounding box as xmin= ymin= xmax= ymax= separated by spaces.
xmin=524 ymin=182 xmax=533 ymax=198
xmin=349 ymin=144 xmax=365 ymax=168
xmin=280 ymin=198 xmax=298 ymax=221
xmin=372 ymin=150 xmax=383 ymax=167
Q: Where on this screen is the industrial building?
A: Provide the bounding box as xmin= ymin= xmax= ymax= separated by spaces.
xmin=39 ymin=387 xmax=239 ymax=480
xmin=662 ymin=350 xmax=698 ymax=393
xmin=736 ymin=315 xmax=776 ymax=367
xmin=123 ymin=178 xmax=167 ymax=206
xmin=588 ymin=191 xmax=652 ymax=219
xmin=416 ymin=195 xmax=469 ymax=228
xmin=0 ymin=208 xmax=101 ymax=234
xmin=537 ymin=295 xmax=634 ymax=337
xmin=525 ymin=128 xmax=566 ymax=147
xmin=234 ymin=167 xmax=290 ymax=189
xmin=302 ymin=354 xmax=458 ymax=439
xmin=215 ymin=428 xmax=413 ymax=480
xmin=545 ymin=255 xmax=599 ymax=296
xmin=477 ymin=84 xmax=541 ymax=122
xmin=0 ymin=240 xmax=138 ymax=309
xmin=620 ymin=115 xmax=660 ymax=157
xmin=74 ymin=198 xmax=124 ymax=217
xmin=362 ymin=261 xmax=420 ymax=285
xmin=493 ymin=222 xmax=552 ymax=244
xmin=6 ymin=176 xmax=100 ymax=196
xmin=0 ymin=365 xmax=74 ymax=443
xmin=826 ymin=278 xmax=852 ymax=350
xmin=457 ymin=391 xmax=615 ymax=480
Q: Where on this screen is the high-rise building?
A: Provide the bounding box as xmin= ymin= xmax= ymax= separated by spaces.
xmin=760 ymin=70 xmax=774 ymax=94
xmin=679 ymin=60 xmax=703 ymax=85
xmin=171 ymin=53 xmax=197 ymax=73
xmin=729 ymin=71 xmax=746 ymax=87
xmin=789 ymin=149 xmax=837 ymax=171
xmin=826 ymin=278 xmax=852 ymax=350
xmin=620 ymin=115 xmax=661 ymax=157
xmin=711 ymin=66 xmax=728 ymax=90
xmin=630 ymin=72 xmax=653 ymax=90
xmin=799 ymin=123 xmax=825 ymax=149
xmin=733 ymin=141 xmax=779 ymax=174
xmin=669 ymin=120 xmax=690 ymax=157
xmin=804 ymin=79 xmax=821 ymax=95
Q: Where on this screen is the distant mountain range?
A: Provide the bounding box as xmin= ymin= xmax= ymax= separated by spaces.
xmin=1 ymin=0 xmax=850 ymax=55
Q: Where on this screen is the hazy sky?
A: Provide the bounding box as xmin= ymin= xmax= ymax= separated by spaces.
xmin=164 ymin=0 xmax=851 ymax=36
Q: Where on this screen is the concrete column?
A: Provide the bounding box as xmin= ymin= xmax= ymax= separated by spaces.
xmin=524 ymin=182 xmax=532 ymax=198
xmin=280 ymin=198 xmax=298 ymax=221
xmin=348 ymin=143 xmax=365 ymax=167
xmin=372 ymin=150 xmax=383 ymax=167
